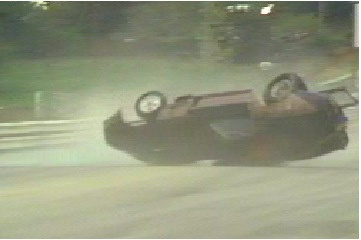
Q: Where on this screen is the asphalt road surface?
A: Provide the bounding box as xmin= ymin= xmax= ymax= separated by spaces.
xmin=0 ymin=108 xmax=358 ymax=238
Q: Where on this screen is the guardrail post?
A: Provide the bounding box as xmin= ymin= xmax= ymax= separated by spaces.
xmin=34 ymin=91 xmax=46 ymax=119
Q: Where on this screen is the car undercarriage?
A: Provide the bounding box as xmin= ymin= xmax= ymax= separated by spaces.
xmin=104 ymin=73 xmax=357 ymax=165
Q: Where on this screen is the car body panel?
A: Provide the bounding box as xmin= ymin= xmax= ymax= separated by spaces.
xmin=103 ymin=79 xmax=357 ymax=164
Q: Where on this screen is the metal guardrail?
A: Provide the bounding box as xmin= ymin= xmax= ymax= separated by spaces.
xmin=0 ymin=119 xmax=100 ymax=150
xmin=319 ymin=73 xmax=358 ymax=95
xmin=0 ymin=74 xmax=358 ymax=151
xmin=0 ymin=119 xmax=95 ymax=135
xmin=319 ymin=73 xmax=354 ymax=86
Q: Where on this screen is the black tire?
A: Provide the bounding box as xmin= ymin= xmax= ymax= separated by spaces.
xmin=135 ymin=91 xmax=167 ymax=121
xmin=263 ymin=73 xmax=307 ymax=105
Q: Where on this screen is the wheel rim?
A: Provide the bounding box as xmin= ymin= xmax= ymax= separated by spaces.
xmin=138 ymin=95 xmax=162 ymax=114
xmin=269 ymin=79 xmax=293 ymax=99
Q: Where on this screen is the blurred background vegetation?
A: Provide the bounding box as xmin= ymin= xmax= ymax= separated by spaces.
xmin=0 ymin=1 xmax=355 ymax=58
xmin=0 ymin=1 xmax=358 ymax=112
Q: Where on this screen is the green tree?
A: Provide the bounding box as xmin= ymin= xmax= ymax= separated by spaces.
xmin=127 ymin=2 xmax=202 ymax=40
xmin=0 ymin=1 xmax=40 ymax=63
xmin=0 ymin=2 xmax=133 ymax=58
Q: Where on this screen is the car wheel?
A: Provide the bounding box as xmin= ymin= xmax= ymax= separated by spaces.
xmin=263 ymin=73 xmax=307 ymax=105
xmin=135 ymin=91 xmax=167 ymax=121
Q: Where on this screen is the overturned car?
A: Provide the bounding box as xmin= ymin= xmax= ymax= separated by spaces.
xmin=104 ymin=73 xmax=358 ymax=164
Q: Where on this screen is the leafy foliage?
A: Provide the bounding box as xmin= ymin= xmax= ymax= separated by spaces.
xmin=0 ymin=2 xmax=355 ymax=60
xmin=127 ymin=2 xmax=202 ymax=40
